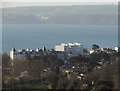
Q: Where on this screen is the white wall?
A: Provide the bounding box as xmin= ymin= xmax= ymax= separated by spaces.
xmin=55 ymin=43 xmax=84 ymax=56
xmin=55 ymin=45 xmax=65 ymax=52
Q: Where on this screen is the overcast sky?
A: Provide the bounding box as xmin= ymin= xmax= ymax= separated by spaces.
xmin=2 ymin=0 xmax=119 ymax=2
xmin=1 ymin=0 xmax=119 ymax=8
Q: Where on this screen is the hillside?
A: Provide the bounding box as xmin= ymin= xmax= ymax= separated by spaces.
xmin=2 ymin=5 xmax=118 ymax=25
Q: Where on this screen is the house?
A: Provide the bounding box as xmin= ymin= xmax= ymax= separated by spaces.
xmin=10 ymin=47 xmax=49 ymax=60
xmin=90 ymin=44 xmax=100 ymax=54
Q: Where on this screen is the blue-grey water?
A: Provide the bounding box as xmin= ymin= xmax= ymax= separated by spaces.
xmin=2 ymin=24 xmax=118 ymax=54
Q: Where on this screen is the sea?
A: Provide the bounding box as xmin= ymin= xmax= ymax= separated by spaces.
xmin=2 ymin=24 xmax=118 ymax=54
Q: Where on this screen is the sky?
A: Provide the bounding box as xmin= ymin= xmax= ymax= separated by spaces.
xmin=1 ymin=0 xmax=119 ymax=8
xmin=1 ymin=0 xmax=119 ymax=2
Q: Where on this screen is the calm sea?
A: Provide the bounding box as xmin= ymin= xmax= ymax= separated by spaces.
xmin=2 ymin=24 xmax=118 ymax=54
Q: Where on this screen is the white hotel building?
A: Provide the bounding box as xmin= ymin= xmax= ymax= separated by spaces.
xmin=55 ymin=42 xmax=84 ymax=56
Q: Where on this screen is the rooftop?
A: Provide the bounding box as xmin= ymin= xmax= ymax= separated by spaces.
xmin=60 ymin=42 xmax=82 ymax=46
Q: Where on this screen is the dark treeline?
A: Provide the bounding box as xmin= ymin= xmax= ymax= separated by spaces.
xmin=2 ymin=51 xmax=120 ymax=90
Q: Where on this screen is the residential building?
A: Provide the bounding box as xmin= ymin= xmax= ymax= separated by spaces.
xmin=55 ymin=42 xmax=84 ymax=56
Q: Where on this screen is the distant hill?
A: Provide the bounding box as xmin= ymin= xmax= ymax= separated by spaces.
xmin=2 ymin=5 xmax=118 ymax=25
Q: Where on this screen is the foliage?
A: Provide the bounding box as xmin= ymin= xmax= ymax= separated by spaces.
xmin=2 ymin=52 xmax=119 ymax=90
